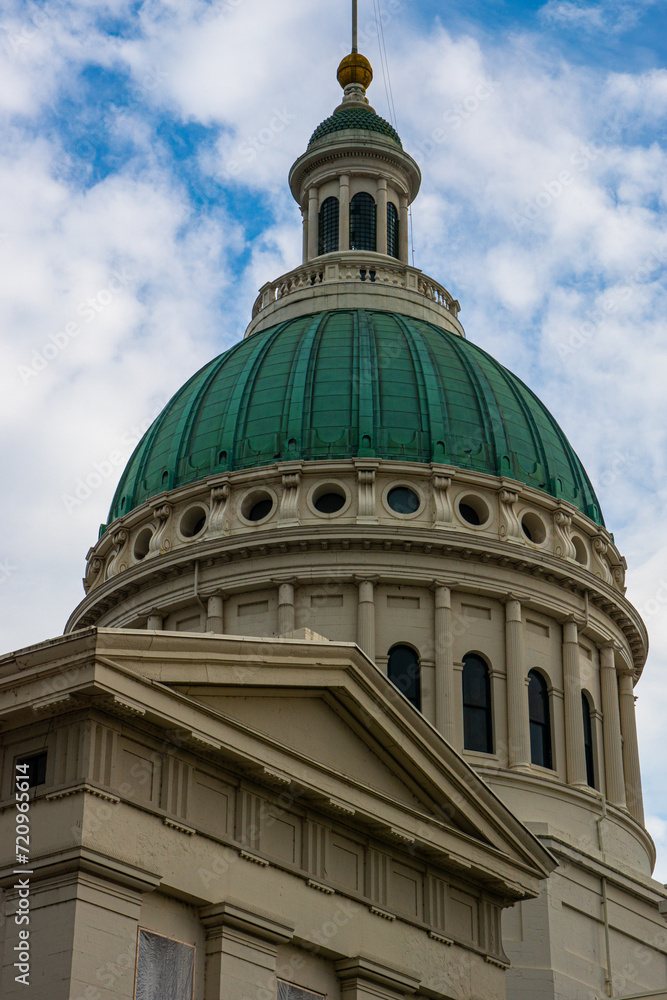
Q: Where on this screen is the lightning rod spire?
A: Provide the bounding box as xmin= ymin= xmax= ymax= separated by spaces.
xmin=352 ymin=0 xmax=358 ymax=53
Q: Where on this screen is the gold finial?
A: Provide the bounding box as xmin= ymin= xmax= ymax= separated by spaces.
xmin=338 ymin=1 xmax=372 ymax=91
xmin=337 ymin=52 xmax=373 ymax=90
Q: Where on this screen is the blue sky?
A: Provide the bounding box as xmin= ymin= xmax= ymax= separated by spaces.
xmin=0 ymin=0 xmax=666 ymax=879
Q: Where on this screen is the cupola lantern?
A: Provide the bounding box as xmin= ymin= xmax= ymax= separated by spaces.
xmin=288 ymin=40 xmax=420 ymax=264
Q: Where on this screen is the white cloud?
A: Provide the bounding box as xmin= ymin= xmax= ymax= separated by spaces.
xmin=539 ymin=0 xmax=658 ymax=33
xmin=0 ymin=0 xmax=665 ymax=883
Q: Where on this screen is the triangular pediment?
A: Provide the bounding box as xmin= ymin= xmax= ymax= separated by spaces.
xmin=124 ymin=631 xmax=556 ymax=885
xmin=186 ymin=692 xmax=436 ymax=814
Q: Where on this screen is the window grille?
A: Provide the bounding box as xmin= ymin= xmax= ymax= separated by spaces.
xmin=528 ymin=671 xmax=553 ymax=769
xmin=582 ymin=693 xmax=596 ymax=788
xmin=387 ymin=644 xmax=421 ymax=711
xmin=318 ymin=197 xmax=339 ymax=255
xmin=387 ymin=202 xmax=399 ymax=258
xmin=349 ymin=192 xmax=377 ymax=251
xmin=278 ymin=981 xmax=326 ymax=1000
xmin=462 ymin=654 xmax=493 ymax=754
xmin=17 ymin=751 xmax=47 ymax=788
xmin=135 ymin=930 xmax=195 ymax=1000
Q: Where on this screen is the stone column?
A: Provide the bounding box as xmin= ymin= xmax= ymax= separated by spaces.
xmin=278 ymin=581 xmax=296 ymax=635
xmin=206 ymin=594 xmax=224 ymax=634
xmin=399 ymin=195 xmax=409 ymax=263
xmin=433 ymin=583 xmax=456 ymax=746
xmin=301 ymin=206 xmax=309 ymax=263
xmin=339 ymin=174 xmax=350 ymax=252
xmin=336 ymin=957 xmax=420 ymax=1000
xmin=599 ymin=643 xmax=626 ymax=808
xmin=505 ymin=597 xmax=531 ymax=771
xmin=147 ymin=611 xmax=163 ymax=631
xmin=377 ymin=179 xmax=388 ymax=255
xmin=562 ymin=618 xmax=588 ymax=789
xmin=356 ymin=577 xmax=376 ymax=661
xmin=200 ymin=902 xmax=293 ymax=1000
xmin=307 ymin=186 xmax=319 ymax=260
xmin=618 ymin=669 xmax=645 ymax=825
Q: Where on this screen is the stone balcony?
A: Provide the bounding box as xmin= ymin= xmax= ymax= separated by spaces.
xmin=245 ymin=251 xmax=464 ymax=338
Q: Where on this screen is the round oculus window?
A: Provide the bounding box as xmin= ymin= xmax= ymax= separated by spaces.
xmin=248 ymin=497 xmax=274 ymax=522
xmin=314 ymin=491 xmax=346 ymax=514
xmin=458 ymin=494 xmax=489 ymax=526
xmin=387 ymin=487 xmax=420 ymax=515
xmin=180 ymin=505 xmax=207 ymax=538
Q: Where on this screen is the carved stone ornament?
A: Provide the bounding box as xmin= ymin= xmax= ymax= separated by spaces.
xmin=553 ymin=508 xmax=576 ymax=560
xmin=279 ymin=471 xmax=301 ymax=523
xmin=592 ymin=534 xmax=613 ymax=584
xmin=357 ymin=468 xmax=376 ymax=519
xmin=105 ymin=529 xmax=129 ymax=579
xmin=148 ymin=503 xmax=173 ymax=556
xmin=208 ymin=484 xmax=230 ymax=536
xmin=432 ymin=475 xmax=452 ymax=526
xmin=84 ymin=555 xmax=103 ymax=592
xmin=499 ymin=489 xmax=521 ymax=540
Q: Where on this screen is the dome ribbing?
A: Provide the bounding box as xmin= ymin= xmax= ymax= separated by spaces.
xmin=308 ymin=107 xmax=402 ymax=148
xmin=107 ymin=310 xmax=603 ymax=528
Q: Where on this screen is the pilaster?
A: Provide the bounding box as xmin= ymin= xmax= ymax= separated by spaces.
xmin=618 ymin=669 xmax=645 ymax=825
xmin=505 ymin=596 xmax=531 ymax=771
xmin=599 ymin=643 xmax=626 ymax=808
xmin=562 ymin=618 xmax=588 ymax=789
xmin=432 ymin=582 xmax=456 ymax=747
xmin=356 ymin=576 xmax=377 ymax=662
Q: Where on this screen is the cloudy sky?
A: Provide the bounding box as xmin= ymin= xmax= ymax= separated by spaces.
xmin=0 ymin=0 xmax=666 ymax=877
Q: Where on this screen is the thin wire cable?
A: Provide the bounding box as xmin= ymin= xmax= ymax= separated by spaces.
xmin=372 ymin=0 xmax=416 ymax=264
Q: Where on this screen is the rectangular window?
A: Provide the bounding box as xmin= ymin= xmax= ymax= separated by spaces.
xmin=277 ymin=982 xmax=325 ymax=1000
xmin=135 ymin=930 xmax=195 ymax=1000
xmin=17 ymin=751 xmax=47 ymax=788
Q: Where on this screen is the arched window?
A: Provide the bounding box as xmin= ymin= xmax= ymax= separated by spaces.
xmin=318 ymin=196 xmax=339 ymax=255
xmin=387 ymin=202 xmax=399 ymax=259
xmin=349 ymin=192 xmax=377 ymax=251
xmin=462 ymin=654 xmax=493 ymax=753
xmin=582 ymin=692 xmax=596 ymax=788
xmin=528 ymin=671 xmax=553 ymax=769
xmin=387 ymin=644 xmax=421 ymax=711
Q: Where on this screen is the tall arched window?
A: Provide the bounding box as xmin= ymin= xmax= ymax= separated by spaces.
xmin=387 ymin=644 xmax=421 ymax=711
xmin=387 ymin=202 xmax=399 ymax=259
xmin=528 ymin=671 xmax=553 ymax=769
xmin=582 ymin=692 xmax=596 ymax=788
xmin=349 ymin=192 xmax=377 ymax=251
xmin=462 ymin=654 xmax=493 ymax=753
xmin=318 ymin=196 xmax=339 ymax=255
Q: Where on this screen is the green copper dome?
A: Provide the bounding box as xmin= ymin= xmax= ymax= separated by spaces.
xmin=107 ymin=310 xmax=602 ymax=527
xmin=308 ymin=107 xmax=402 ymax=148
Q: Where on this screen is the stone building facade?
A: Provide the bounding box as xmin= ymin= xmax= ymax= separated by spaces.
xmin=1 ymin=38 xmax=666 ymax=1000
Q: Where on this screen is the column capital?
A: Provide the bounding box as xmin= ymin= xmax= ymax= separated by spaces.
xmin=199 ymin=901 xmax=294 ymax=944
xmin=354 ymin=574 xmax=379 ymax=586
xmin=335 ymin=956 xmax=420 ymax=998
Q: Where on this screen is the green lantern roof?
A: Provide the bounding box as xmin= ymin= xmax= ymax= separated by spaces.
xmin=308 ymin=107 xmax=402 ymax=148
xmin=107 ymin=309 xmax=603 ymax=527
